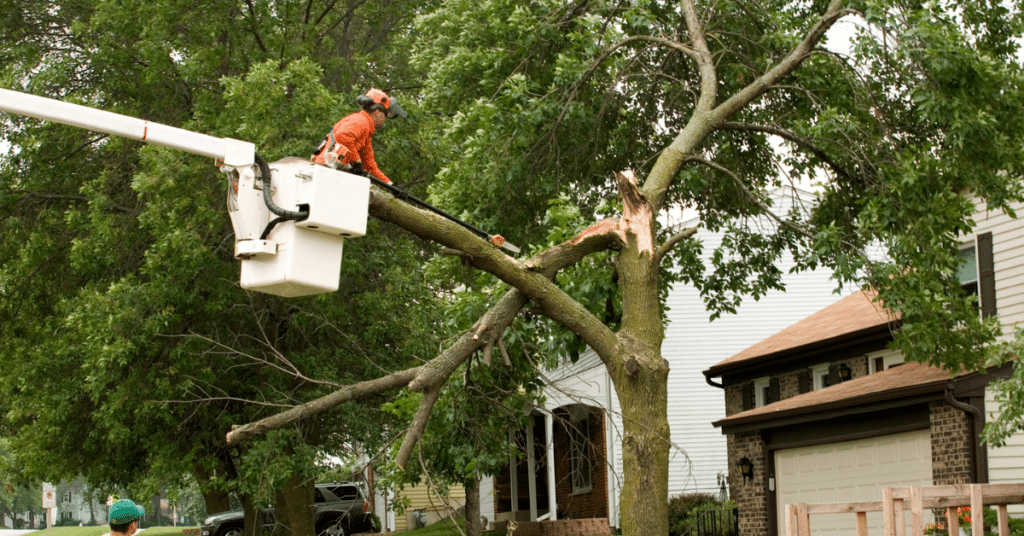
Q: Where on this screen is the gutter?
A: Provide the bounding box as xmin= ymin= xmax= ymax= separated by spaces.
xmin=945 ymin=380 xmax=984 ymax=483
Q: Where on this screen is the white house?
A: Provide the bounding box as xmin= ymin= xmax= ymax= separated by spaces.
xmin=486 ymin=186 xmax=855 ymax=530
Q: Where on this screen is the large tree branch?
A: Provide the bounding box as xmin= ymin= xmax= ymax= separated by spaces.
xmin=226 ymin=367 xmax=421 ymax=444
xmin=680 ymin=0 xmax=717 ymax=114
xmin=713 ymin=0 xmax=850 ymax=119
xmin=368 ymin=187 xmax=620 ymax=360
xmin=226 ymin=189 xmax=623 ymax=446
xmin=394 ymin=385 xmax=442 ymax=471
xmin=641 ymin=0 xmax=719 ymax=210
xmin=644 ymin=0 xmax=850 ymax=210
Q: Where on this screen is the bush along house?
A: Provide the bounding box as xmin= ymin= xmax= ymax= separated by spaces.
xmin=702 ymin=197 xmax=1024 ymax=536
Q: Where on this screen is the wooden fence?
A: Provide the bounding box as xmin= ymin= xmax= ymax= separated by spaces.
xmin=784 ymin=483 xmax=1024 ymax=536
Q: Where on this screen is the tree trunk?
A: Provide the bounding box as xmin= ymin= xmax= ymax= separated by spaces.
xmin=195 ymin=461 xmax=233 ymax=515
xmin=242 ymin=495 xmax=259 ymax=536
xmin=610 ymin=181 xmax=670 ymax=536
xmin=614 ymin=370 xmax=670 ymax=536
xmin=464 ymin=477 xmax=482 ymax=536
xmin=271 ymin=475 xmax=315 ymax=536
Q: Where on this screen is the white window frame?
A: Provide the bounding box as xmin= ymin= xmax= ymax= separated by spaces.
xmin=754 ymin=376 xmax=770 ymax=407
xmin=958 ymin=243 xmax=979 ymax=296
xmin=811 ymin=364 xmax=830 ymax=390
xmin=868 ymin=350 xmax=905 ymax=373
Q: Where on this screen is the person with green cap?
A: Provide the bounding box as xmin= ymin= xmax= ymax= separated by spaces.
xmin=108 ymin=498 xmax=146 ymax=536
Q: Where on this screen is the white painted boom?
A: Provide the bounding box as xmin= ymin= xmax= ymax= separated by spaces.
xmin=0 ymin=88 xmax=254 ymax=166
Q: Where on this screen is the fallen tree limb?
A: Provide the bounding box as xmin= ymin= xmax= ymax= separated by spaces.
xmin=226 ymin=366 xmax=421 ymax=444
xmin=226 ymin=188 xmax=626 ymax=447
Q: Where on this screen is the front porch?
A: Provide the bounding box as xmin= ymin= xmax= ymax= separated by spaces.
xmin=492 ymin=404 xmax=612 ymax=528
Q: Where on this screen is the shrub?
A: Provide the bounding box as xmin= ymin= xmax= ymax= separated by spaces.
xmin=668 ymin=493 xmax=721 ymax=536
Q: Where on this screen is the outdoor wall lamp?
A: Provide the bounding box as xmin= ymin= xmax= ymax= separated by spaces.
xmin=738 ymin=457 xmax=754 ymax=482
xmin=838 ymin=363 xmax=852 ymax=382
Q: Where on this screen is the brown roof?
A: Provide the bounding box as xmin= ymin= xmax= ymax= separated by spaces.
xmin=704 ymin=290 xmax=900 ymax=377
xmin=712 ymin=361 xmax=965 ymax=431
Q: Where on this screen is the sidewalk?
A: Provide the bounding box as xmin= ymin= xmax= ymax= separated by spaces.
xmin=0 ymin=530 xmax=39 ymax=536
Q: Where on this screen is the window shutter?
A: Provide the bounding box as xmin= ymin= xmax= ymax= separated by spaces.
xmin=978 ymin=232 xmax=996 ymax=318
xmin=798 ymin=369 xmax=812 ymax=394
xmin=767 ymin=377 xmax=781 ymax=404
xmin=824 ymin=364 xmax=840 ymax=387
xmin=742 ymin=382 xmax=755 ymax=411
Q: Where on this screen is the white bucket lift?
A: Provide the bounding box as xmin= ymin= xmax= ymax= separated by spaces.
xmin=230 ymin=157 xmax=369 ymax=297
xmin=0 ymin=88 xmax=369 ymax=298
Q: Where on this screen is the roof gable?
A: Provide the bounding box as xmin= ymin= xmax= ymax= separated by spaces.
xmin=712 ymin=361 xmax=970 ymax=432
xmin=704 ymin=290 xmax=900 ymax=377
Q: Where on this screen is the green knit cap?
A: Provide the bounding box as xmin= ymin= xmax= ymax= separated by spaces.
xmin=109 ymin=499 xmax=146 ymax=524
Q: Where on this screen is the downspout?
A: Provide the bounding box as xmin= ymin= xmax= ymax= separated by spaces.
xmin=706 ymin=375 xmax=724 ymax=389
xmin=945 ymin=380 xmax=984 ymax=483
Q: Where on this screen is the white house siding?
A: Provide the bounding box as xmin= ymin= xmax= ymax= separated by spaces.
xmin=392 ymin=482 xmax=467 ymax=532
xmin=544 ymin=186 xmax=853 ymax=505
xmin=663 ymin=236 xmax=851 ymax=496
xmin=969 ymin=197 xmax=1024 ymax=335
xmin=974 ymin=197 xmax=1024 ymax=515
xmin=985 ymin=385 xmax=1024 ymax=515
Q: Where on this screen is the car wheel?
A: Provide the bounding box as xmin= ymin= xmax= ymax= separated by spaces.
xmin=317 ymin=520 xmax=346 ymax=536
xmin=219 ymin=526 xmax=243 ymax=536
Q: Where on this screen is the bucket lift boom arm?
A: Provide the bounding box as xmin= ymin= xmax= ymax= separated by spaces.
xmin=0 ymin=88 xmax=255 ymax=167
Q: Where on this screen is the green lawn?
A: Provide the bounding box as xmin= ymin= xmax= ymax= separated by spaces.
xmin=25 ymin=527 xmax=197 ymax=536
xmin=19 ymin=524 xmax=503 ymax=536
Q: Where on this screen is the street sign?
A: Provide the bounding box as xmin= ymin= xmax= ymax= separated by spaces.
xmin=42 ymin=484 xmax=56 ymax=509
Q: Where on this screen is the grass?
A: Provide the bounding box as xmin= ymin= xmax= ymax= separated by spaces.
xmin=25 ymin=527 xmax=198 ymax=536
xmin=19 ymin=524 xmax=503 ymax=536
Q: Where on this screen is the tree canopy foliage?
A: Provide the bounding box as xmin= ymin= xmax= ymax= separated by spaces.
xmin=0 ymin=0 xmax=448 ymax=522
xmin=4 ymin=0 xmax=1024 ymax=535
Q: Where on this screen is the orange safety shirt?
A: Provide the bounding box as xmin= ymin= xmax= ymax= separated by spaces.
xmin=313 ymin=110 xmax=389 ymax=183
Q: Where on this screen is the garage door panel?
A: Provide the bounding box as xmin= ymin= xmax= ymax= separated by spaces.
xmin=776 ymin=430 xmax=933 ymax=536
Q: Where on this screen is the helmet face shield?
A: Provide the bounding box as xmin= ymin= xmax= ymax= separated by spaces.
xmin=357 ymin=89 xmax=407 ymax=119
xmin=385 ymin=96 xmax=407 ymax=119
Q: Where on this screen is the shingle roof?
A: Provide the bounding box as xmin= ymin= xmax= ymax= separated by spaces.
xmin=704 ymin=290 xmax=900 ymax=377
xmin=712 ymin=361 xmax=966 ymax=430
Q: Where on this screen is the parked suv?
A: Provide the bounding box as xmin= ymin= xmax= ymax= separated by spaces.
xmin=200 ymin=482 xmax=374 ymax=536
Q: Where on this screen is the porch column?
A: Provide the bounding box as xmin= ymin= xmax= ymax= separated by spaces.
xmin=546 ymin=412 xmax=557 ymax=520
xmin=527 ymin=416 xmax=538 ymax=521
xmin=509 ymin=429 xmax=518 ymax=517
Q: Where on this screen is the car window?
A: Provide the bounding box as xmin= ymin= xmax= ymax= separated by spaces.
xmin=314 ymin=487 xmax=326 ymax=503
xmin=324 ymin=486 xmax=360 ymax=501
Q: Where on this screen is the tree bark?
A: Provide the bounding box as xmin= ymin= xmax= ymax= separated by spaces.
xmin=271 ymin=475 xmax=315 ymax=536
xmin=464 ymin=477 xmax=482 ymax=536
xmin=609 ymin=170 xmax=671 ymax=536
xmin=195 ymin=462 xmax=232 ymax=515
xmin=242 ymin=494 xmax=259 ymax=536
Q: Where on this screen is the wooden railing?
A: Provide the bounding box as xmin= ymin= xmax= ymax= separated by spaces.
xmin=784 ymin=483 xmax=1024 ymax=536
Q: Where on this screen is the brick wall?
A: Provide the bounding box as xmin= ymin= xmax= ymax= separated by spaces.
xmin=728 ymin=431 xmax=768 ymax=536
xmin=725 ymin=383 xmax=744 ymax=417
xmin=553 ymin=407 xmax=608 ymax=519
xmin=723 ymin=356 xmax=871 ymax=536
xmin=930 ymin=401 xmax=973 ymax=485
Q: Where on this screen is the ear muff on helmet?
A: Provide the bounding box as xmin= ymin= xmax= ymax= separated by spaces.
xmin=356 ymin=89 xmax=407 ymax=119
xmin=356 ymin=94 xmax=375 ymax=108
